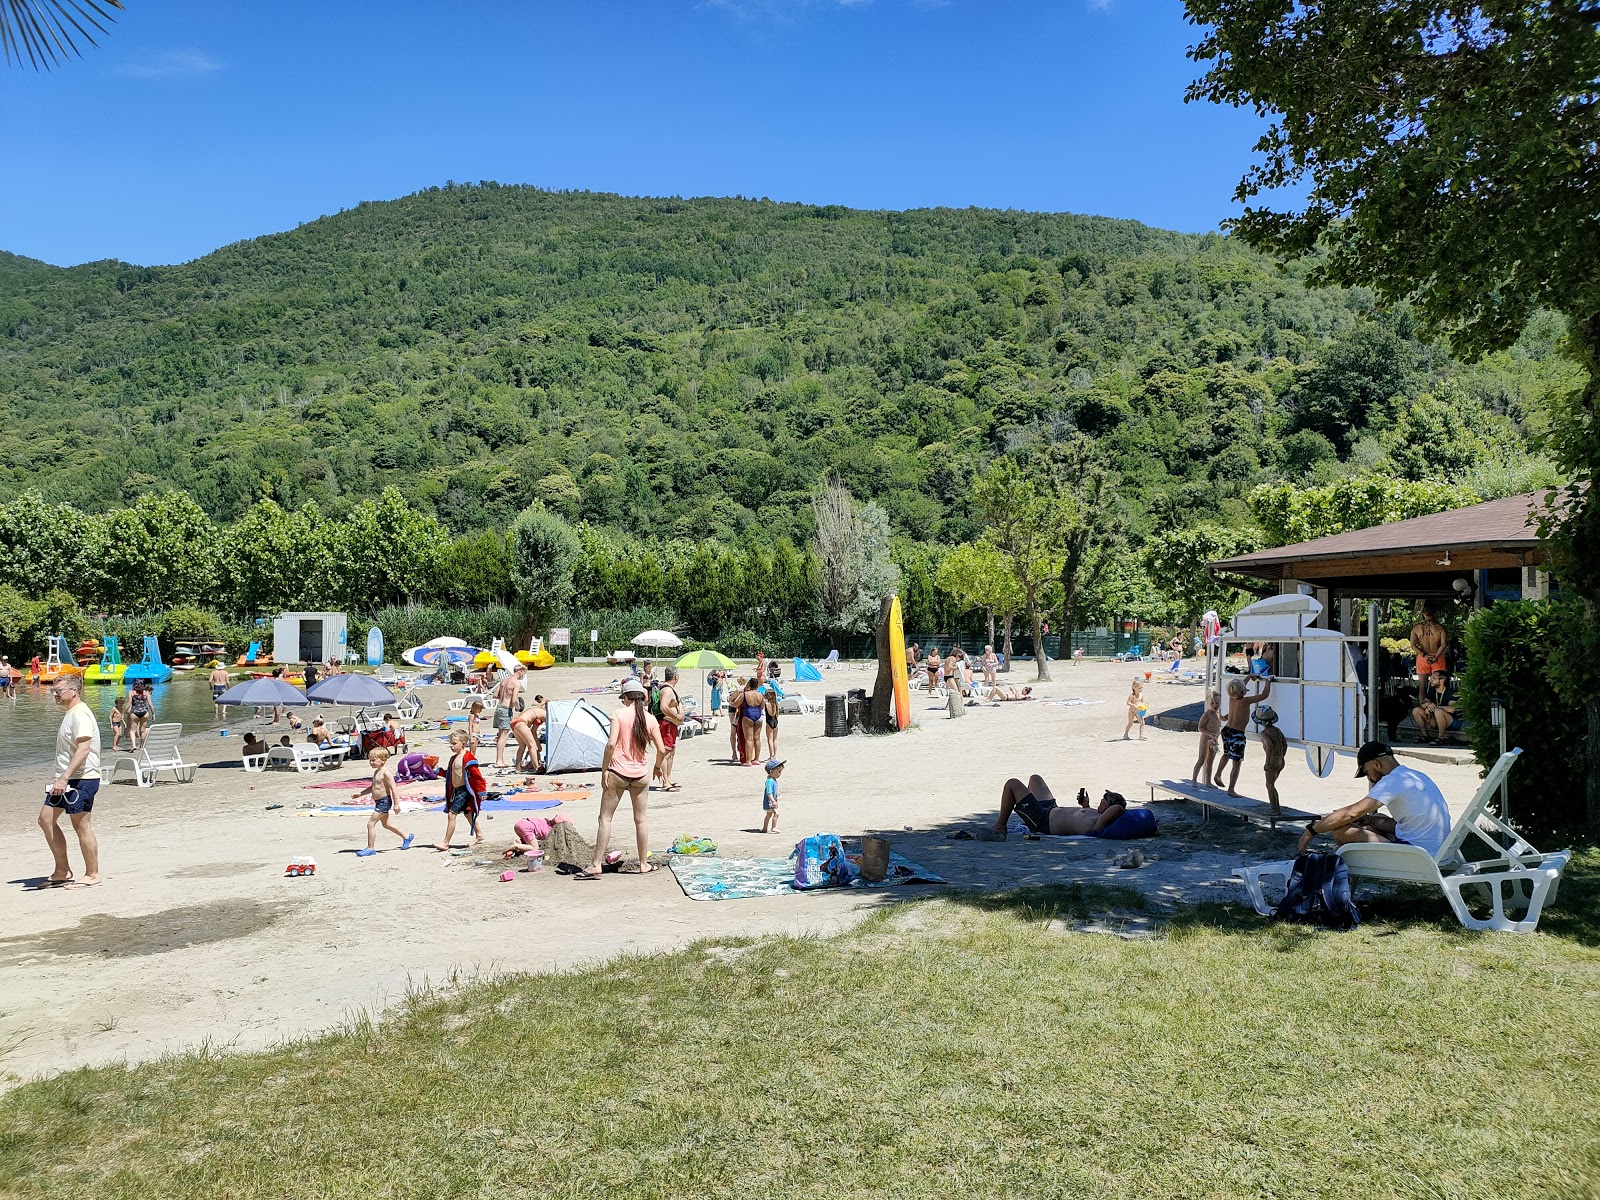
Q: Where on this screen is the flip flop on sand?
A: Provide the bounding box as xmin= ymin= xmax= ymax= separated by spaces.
xmin=573 ymin=869 xmax=603 ymax=881
xmin=31 ymin=875 xmax=73 ymax=891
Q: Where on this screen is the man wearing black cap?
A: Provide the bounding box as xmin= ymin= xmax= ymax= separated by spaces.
xmin=1297 ymin=741 xmax=1452 ymax=857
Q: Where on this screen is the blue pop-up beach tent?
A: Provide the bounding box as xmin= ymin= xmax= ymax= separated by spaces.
xmin=792 ymin=656 xmax=823 ymax=683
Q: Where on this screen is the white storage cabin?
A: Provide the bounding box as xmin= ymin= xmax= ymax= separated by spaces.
xmin=272 ymin=612 xmax=350 ymax=665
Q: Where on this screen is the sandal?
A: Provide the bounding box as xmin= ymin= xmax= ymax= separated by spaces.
xmin=573 ymin=868 xmax=603 ymax=881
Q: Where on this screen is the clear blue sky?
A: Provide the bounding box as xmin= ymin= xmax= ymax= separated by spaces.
xmin=3 ymin=0 xmax=1269 ymax=267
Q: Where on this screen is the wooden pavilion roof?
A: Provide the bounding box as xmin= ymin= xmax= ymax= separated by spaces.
xmin=1213 ymin=492 xmax=1547 ymax=586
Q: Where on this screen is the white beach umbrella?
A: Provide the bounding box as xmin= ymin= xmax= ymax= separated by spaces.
xmin=632 ymin=630 xmax=682 ymax=650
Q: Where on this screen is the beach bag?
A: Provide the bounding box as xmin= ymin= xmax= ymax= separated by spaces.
xmin=649 ymin=683 xmax=664 ymax=718
xmin=792 ymin=834 xmax=858 ymax=890
xmin=1274 ymin=852 xmax=1361 ymax=930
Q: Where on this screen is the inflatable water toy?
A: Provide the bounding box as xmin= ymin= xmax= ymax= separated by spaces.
xmin=84 ymin=634 xmax=128 ymax=684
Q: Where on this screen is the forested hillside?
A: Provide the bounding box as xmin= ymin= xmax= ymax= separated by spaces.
xmin=1 ymin=184 xmax=1567 ymax=543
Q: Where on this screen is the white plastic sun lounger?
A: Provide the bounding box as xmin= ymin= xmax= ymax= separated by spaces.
xmin=1233 ymin=749 xmax=1569 ymax=932
xmin=106 ymin=723 xmax=198 ymax=787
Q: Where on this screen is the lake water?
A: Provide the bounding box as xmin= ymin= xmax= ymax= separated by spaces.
xmin=1 ymin=675 xmax=232 ymax=769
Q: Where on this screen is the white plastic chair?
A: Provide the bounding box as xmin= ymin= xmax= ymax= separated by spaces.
xmin=241 ymin=749 xmax=269 ymax=773
xmin=106 ymin=723 xmax=198 ymax=787
xmin=1234 ymin=749 xmax=1569 ymax=932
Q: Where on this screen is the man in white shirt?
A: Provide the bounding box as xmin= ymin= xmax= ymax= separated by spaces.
xmin=1297 ymin=740 xmax=1452 ymax=857
xmin=38 ymin=674 xmax=103 ymax=888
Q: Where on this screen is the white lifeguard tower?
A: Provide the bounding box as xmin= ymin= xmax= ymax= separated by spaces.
xmin=1206 ymin=593 xmax=1378 ymax=778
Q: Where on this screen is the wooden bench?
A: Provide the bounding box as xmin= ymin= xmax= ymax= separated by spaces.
xmin=1146 ymin=778 xmax=1315 ymax=831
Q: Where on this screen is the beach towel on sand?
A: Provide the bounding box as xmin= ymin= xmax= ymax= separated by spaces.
xmin=670 ymin=852 xmax=944 ymax=901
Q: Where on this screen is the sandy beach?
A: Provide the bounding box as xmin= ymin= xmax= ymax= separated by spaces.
xmin=0 ymin=659 xmax=1490 ymax=1086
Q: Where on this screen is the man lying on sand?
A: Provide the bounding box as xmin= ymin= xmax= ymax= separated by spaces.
xmin=993 ymin=775 xmax=1125 ymax=835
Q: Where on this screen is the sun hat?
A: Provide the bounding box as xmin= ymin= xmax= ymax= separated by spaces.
xmin=1255 ymin=704 xmax=1278 ymax=725
xmin=1354 ymin=740 xmax=1393 ymax=776
xmin=621 ymin=678 xmax=646 ymax=698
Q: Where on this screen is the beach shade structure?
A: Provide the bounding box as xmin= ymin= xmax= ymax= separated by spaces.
xmin=305 ymin=673 xmax=395 ymax=708
xmin=215 ymin=677 xmax=309 ymax=709
xmin=675 ymin=648 xmax=737 ymax=710
xmin=792 ymin=656 xmax=824 ymax=683
xmin=543 ymin=699 xmax=611 ymax=772
xmin=632 ymin=629 xmax=682 ymax=654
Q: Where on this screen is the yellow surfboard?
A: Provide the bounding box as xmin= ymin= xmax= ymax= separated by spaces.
xmin=889 ymin=595 xmax=910 ymax=731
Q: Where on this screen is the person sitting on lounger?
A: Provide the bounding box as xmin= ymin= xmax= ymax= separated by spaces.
xmin=993 ymin=775 xmax=1126 ymax=835
xmin=1297 ymin=740 xmax=1451 ymax=857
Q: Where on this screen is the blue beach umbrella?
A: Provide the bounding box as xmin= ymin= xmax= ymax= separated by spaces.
xmin=305 ymin=673 xmax=396 ymax=707
xmin=215 ymin=678 xmax=308 ymax=708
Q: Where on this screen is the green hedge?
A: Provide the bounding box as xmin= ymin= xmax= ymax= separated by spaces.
xmin=1460 ymin=600 xmax=1586 ymax=840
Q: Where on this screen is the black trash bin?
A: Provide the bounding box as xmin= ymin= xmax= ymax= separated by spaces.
xmin=824 ymin=693 xmax=848 ymax=737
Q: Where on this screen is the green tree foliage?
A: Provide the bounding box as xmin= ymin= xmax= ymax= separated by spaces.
xmin=435 ymin=530 xmax=516 ymax=608
xmin=510 ymin=503 xmax=581 ymax=626
xmin=972 ymin=458 xmax=1064 ymax=681
xmin=0 ymin=491 xmax=98 ymax=597
xmin=1287 ymin=326 xmax=1418 ymax=451
xmin=1247 ymin=475 xmax=1482 ymax=548
xmin=809 ymin=480 xmax=899 ymax=637
xmin=221 ymin=499 xmax=327 ymax=615
xmin=0 ymin=188 xmax=1562 ymax=546
xmin=98 ymin=491 xmax=219 ymax=612
xmin=936 ymin=541 xmax=1026 ymax=655
xmin=1460 ymin=600 xmax=1585 ymax=840
xmin=1142 ymin=524 xmax=1261 ymax=626
xmin=0 ymin=584 xmax=83 ymax=659
xmin=334 ymin=488 xmax=449 ymax=612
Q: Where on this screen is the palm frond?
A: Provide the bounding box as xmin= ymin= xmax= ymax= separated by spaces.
xmin=2 ymin=0 xmax=123 ymax=70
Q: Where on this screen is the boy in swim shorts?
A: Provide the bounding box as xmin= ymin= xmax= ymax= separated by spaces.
xmin=1220 ymin=675 xmax=1273 ymax=798
xmin=435 ymin=729 xmax=487 ymax=850
xmin=352 ymin=748 xmax=413 ymax=857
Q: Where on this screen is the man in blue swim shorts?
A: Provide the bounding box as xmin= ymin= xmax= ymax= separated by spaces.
xmin=38 ymin=675 xmax=102 ymax=889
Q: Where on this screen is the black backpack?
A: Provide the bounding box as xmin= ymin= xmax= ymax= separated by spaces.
xmin=1274 ymin=852 xmax=1361 ymax=930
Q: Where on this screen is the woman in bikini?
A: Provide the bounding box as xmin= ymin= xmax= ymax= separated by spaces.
xmin=925 ymin=648 xmax=942 ymax=692
xmin=511 ymin=695 xmax=546 ymax=772
xmin=582 ymin=679 xmax=665 ymax=879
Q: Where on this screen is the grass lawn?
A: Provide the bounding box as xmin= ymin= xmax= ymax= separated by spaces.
xmin=4 ymin=854 xmax=1599 ymax=1199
